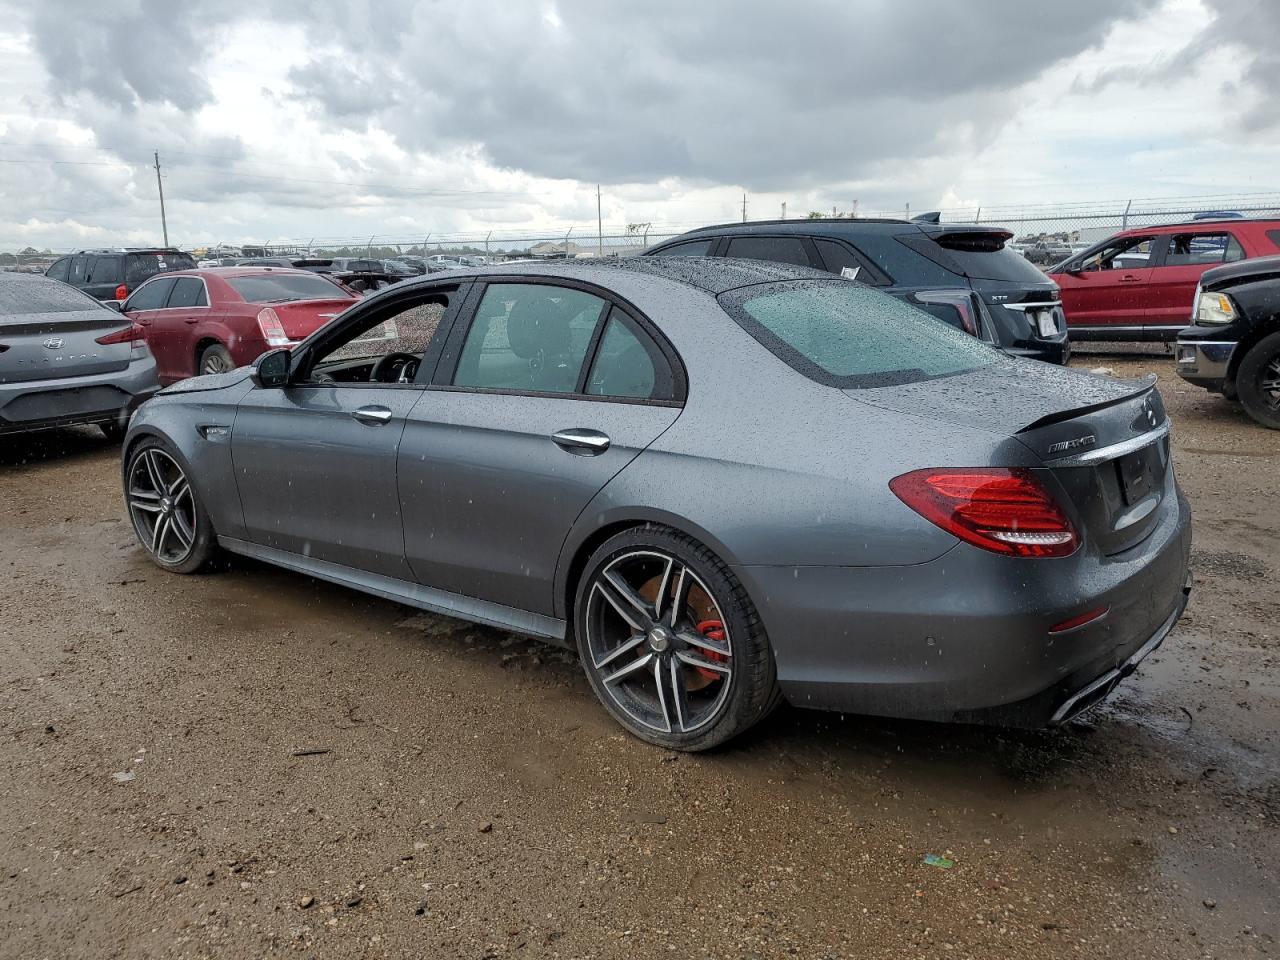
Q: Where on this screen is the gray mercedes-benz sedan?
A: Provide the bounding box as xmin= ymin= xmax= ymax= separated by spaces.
xmin=121 ymin=258 xmax=1191 ymax=750
xmin=1 ymin=271 xmax=159 ymax=439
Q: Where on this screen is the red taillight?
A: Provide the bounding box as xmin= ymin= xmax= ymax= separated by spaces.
xmin=889 ymin=467 xmax=1078 ymax=558
xmin=256 ymin=307 xmax=291 ymax=347
xmin=114 ymin=283 xmax=128 ymax=301
xmin=96 ymin=322 xmax=147 ymax=346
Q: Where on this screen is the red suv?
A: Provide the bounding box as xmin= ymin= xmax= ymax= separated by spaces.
xmin=1049 ymin=218 xmax=1280 ymax=340
xmin=122 ymin=267 xmax=358 ymax=383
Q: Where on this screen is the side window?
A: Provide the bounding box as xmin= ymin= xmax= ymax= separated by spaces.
xmin=125 ymin=253 xmax=170 ymax=285
xmin=307 ymin=294 xmax=451 ymax=383
xmin=124 ymin=277 xmax=176 ymax=312
xmin=46 ymin=258 xmax=71 ymax=282
xmin=87 ymin=255 xmax=123 ymax=284
xmin=1081 ymin=236 xmax=1154 ymax=271
xmin=67 ymin=255 xmax=90 ymax=284
xmin=725 ymin=236 xmax=812 ymax=268
xmin=586 ymin=313 xmax=674 ymax=400
xmin=655 ymin=239 xmax=714 ymax=257
xmin=812 ymin=239 xmax=884 ymax=285
xmin=166 ymin=277 xmax=207 ymax=308
xmin=1163 ymin=232 xmax=1239 ymax=267
xmin=451 ymin=283 xmax=607 ymax=394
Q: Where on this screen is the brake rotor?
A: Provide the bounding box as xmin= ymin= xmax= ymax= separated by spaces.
xmin=637 ymin=575 xmax=726 ymax=691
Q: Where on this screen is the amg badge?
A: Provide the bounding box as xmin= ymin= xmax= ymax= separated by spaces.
xmin=1048 ymin=434 xmax=1097 ymax=454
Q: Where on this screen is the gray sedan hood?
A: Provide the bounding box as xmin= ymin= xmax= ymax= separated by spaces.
xmin=157 ymin=367 xmax=252 ymax=395
xmin=845 ymin=360 xmax=1156 ymax=436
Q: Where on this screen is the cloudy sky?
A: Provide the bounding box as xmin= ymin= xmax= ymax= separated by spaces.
xmin=0 ymin=0 xmax=1276 ymax=251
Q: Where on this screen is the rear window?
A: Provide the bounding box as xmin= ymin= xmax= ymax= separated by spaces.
xmin=901 ymin=233 xmax=1050 ymax=282
xmin=0 ymin=277 xmax=105 ymax=316
xmin=719 ymin=280 xmax=998 ymax=388
xmin=228 ymin=273 xmax=349 ymax=304
xmin=125 ymin=251 xmax=196 ymax=284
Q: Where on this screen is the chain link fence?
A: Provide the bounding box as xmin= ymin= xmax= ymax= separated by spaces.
xmin=5 ymin=192 xmax=1280 ymax=272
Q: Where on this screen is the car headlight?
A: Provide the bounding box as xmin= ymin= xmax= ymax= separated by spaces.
xmin=1194 ymin=286 xmax=1237 ymax=325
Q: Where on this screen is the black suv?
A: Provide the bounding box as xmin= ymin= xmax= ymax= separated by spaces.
xmin=645 ymin=219 xmax=1068 ymax=364
xmin=1177 ymin=255 xmax=1280 ymax=429
xmin=45 ymin=248 xmax=196 ymax=302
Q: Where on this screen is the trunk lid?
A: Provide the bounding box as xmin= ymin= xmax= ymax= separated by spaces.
xmin=263 ymin=298 xmax=354 ymax=340
xmin=0 ymin=309 xmax=134 ymax=384
xmin=849 ymin=361 xmax=1172 ymax=555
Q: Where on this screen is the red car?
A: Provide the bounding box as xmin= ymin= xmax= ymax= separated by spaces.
xmin=1049 ymin=218 xmax=1280 ymax=340
xmin=121 ymin=268 xmax=358 ymax=383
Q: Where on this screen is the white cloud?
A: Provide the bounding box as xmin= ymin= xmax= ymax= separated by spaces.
xmin=0 ymin=0 xmax=1275 ymax=252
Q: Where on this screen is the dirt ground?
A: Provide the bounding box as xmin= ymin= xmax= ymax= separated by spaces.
xmin=1 ymin=350 xmax=1277 ymax=960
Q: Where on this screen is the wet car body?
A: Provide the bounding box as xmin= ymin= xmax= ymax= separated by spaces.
xmin=123 ymin=258 xmax=1190 ymax=745
xmin=0 ymin=271 xmax=158 ymax=436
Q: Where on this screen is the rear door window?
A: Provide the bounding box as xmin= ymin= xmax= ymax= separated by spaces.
xmin=46 ymin=258 xmax=71 ymax=282
xmin=724 ymin=236 xmax=814 ymax=269
xmin=584 ymin=312 xmax=675 ymax=400
xmin=719 ymin=280 xmax=998 ymax=388
xmin=125 ymin=277 xmax=177 ymax=312
xmin=451 ymin=283 xmax=607 ymax=394
xmin=812 ymin=239 xmax=888 ymax=285
xmin=654 ymin=239 xmax=714 ymax=257
xmin=67 ymin=255 xmax=90 ymax=284
xmin=1161 ymin=232 xmax=1246 ymax=267
xmin=166 ymin=277 xmax=207 ymax=308
xmin=87 ymin=255 xmax=123 ymax=284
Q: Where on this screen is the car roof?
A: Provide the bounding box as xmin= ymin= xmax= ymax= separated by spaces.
xmin=1114 ymin=218 xmax=1280 ymax=235
xmin=405 ymin=255 xmax=833 ymax=296
xmin=149 ymin=266 xmax=335 ymax=280
xmin=655 ymin=216 xmax=1014 ymax=245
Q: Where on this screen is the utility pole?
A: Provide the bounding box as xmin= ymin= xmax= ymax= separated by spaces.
xmin=153 ymin=151 xmax=169 ymax=247
xmin=905 ymin=201 xmax=910 ymax=220
xmin=742 ymin=193 xmax=747 ymax=222
xmin=781 ymin=201 xmax=787 ymax=219
xmin=597 ymin=184 xmax=603 ymax=257
xmin=851 ymin=199 xmax=859 ymax=219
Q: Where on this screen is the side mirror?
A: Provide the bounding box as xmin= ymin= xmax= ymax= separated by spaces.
xmin=106 ymin=300 xmax=124 ymax=312
xmin=250 ymin=348 xmax=291 ymax=388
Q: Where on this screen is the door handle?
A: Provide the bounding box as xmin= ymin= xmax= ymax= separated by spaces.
xmin=552 ymin=428 xmax=611 ymax=454
xmin=1119 ymin=275 xmax=1141 ymax=282
xmin=352 ymin=406 xmax=393 ymax=426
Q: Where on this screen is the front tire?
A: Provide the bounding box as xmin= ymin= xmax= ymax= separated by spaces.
xmin=124 ymin=437 xmax=218 ymax=574
xmin=574 ymin=525 xmax=780 ymax=751
xmin=199 ymin=343 xmax=234 ymax=377
xmin=1235 ymin=332 xmax=1280 ymax=429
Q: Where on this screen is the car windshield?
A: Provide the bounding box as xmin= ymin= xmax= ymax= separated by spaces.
xmin=0 ymin=277 xmax=104 ymax=316
xmin=719 ymin=280 xmax=999 ymax=388
xmin=228 ymin=274 xmax=348 ymax=304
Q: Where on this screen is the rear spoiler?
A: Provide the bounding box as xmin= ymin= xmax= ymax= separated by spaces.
xmin=1017 ymin=374 xmax=1156 ymax=432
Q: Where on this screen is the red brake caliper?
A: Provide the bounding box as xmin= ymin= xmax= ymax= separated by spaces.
xmin=693 ymin=619 xmax=729 ymax=682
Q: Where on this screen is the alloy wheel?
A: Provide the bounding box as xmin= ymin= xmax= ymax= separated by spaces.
xmin=583 ymin=550 xmax=734 ymax=735
xmin=1260 ymin=355 xmax=1280 ymax=410
xmin=202 ymin=352 xmax=231 ymax=375
xmin=127 ymin=448 xmax=197 ymax=564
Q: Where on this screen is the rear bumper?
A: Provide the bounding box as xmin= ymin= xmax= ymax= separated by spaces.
xmin=738 ymin=487 xmax=1192 ymax=727
xmin=0 ymin=357 xmax=159 ymax=435
xmin=1175 ymin=338 xmax=1235 ymax=392
xmin=1001 ymin=334 xmax=1070 ymax=365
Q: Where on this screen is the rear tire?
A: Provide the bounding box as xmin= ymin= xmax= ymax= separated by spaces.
xmin=199 ymin=343 xmax=234 ymax=377
xmin=124 ymin=437 xmax=218 ymax=574
xmin=1235 ymin=332 xmax=1280 ymax=430
xmin=573 ymin=524 xmax=780 ymax=751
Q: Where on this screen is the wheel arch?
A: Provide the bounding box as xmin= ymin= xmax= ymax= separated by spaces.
xmin=193 ymin=334 xmax=226 ymax=372
xmin=1226 ymin=315 xmax=1280 ymax=386
xmin=554 ymin=506 xmax=746 ymax=626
